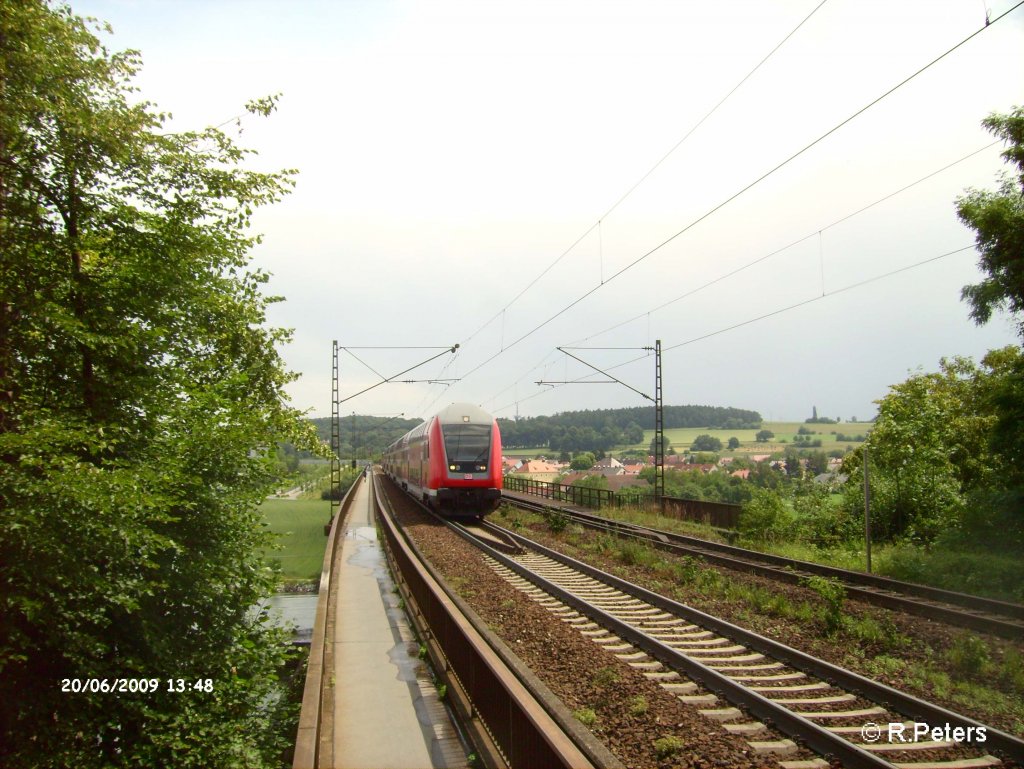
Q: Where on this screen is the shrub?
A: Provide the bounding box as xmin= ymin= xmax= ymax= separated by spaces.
xmin=803 ymin=575 xmax=846 ymax=635
xmin=618 ymin=539 xmax=656 ymax=568
xmin=673 ymin=556 xmax=700 ymax=584
xmin=629 ymin=695 xmax=649 ymax=716
xmin=739 ymin=489 xmax=794 ymax=543
xmin=591 ymin=666 xmax=620 ymax=688
xmin=546 ymin=509 xmax=569 ymax=533
xmin=944 ymin=634 xmax=991 ymax=679
xmin=654 ymin=736 xmax=684 ymax=759
xmin=574 ymin=707 xmax=597 ymax=727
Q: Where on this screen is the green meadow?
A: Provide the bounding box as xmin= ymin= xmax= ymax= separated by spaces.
xmin=634 ymin=421 xmax=872 ymax=456
xmin=501 ymin=421 xmax=873 ymax=458
xmin=261 ymin=497 xmax=331 ymax=583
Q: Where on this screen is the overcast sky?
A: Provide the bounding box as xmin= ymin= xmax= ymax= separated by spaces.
xmin=75 ymin=0 xmax=1023 ymax=422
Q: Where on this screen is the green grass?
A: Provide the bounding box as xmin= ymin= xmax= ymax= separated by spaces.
xmin=261 ymin=498 xmax=331 ymax=582
xmin=629 ymin=421 xmax=872 ymax=455
xmin=502 ymin=421 xmax=873 ymax=459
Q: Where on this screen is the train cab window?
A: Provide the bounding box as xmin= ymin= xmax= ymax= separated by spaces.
xmin=442 ymin=423 xmax=490 ymax=473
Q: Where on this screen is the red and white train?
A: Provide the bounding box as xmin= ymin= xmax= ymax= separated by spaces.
xmin=382 ymin=402 xmax=503 ymax=517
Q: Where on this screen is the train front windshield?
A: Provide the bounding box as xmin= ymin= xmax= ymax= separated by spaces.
xmin=442 ymin=424 xmax=491 ymax=473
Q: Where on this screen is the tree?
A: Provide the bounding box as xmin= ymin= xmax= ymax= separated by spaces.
xmin=623 ymin=421 xmax=645 ymax=444
xmin=806 ymin=450 xmax=829 ymax=476
xmin=570 ymin=451 xmax=596 ymax=471
xmin=0 ymin=5 xmax=313 ymax=766
xmin=841 ymin=352 xmax=1020 ymax=545
xmin=690 ymin=434 xmax=723 ymax=452
xmin=649 ymin=434 xmax=671 ymax=456
xmin=957 ymin=108 xmax=1024 ymax=538
xmin=571 ymin=473 xmax=609 ymax=491
xmin=739 ymin=488 xmax=793 ymax=543
xmin=727 ymin=436 xmax=740 ymax=450
xmin=957 ymin=107 xmax=1024 ymax=336
xmin=756 ymin=429 xmax=775 ymax=442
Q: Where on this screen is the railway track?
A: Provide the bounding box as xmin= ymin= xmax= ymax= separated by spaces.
xmin=443 ymin=517 xmax=1024 ymax=769
xmin=503 ymin=491 xmax=1024 ymax=640
xmin=371 ymin=475 xmax=619 ymax=769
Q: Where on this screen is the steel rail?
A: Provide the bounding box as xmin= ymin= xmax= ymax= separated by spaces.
xmin=372 ymin=476 xmax=609 ymax=769
xmin=485 ymin=523 xmax=1024 ymax=767
xmin=504 ymin=492 xmax=1024 ymax=639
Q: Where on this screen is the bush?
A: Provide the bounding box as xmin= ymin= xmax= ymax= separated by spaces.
xmin=654 ymin=736 xmax=683 ymax=759
xmin=944 ymin=633 xmax=991 ymax=679
xmin=804 ymin=575 xmax=846 ymax=636
xmin=573 ymin=708 xmax=597 ymax=727
xmin=739 ymin=489 xmax=793 ymax=543
xmin=546 ymin=509 xmax=570 ymax=533
xmin=793 ymin=489 xmax=860 ymax=547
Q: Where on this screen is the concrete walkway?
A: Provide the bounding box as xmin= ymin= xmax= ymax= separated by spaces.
xmin=331 ymin=475 xmax=466 ymax=769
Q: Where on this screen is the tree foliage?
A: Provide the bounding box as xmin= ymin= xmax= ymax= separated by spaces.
xmin=957 ymin=107 xmax=1024 ymax=335
xmin=497 ymin=403 xmax=761 ymax=449
xmin=739 ymin=488 xmax=793 ymax=543
xmin=0 ymin=4 xmax=313 ymax=766
xmin=841 ymin=350 xmax=1023 ymax=546
xmin=690 ymin=434 xmax=723 ymax=452
xmin=569 ymin=451 xmax=596 ymax=471
xmin=956 ymin=107 xmax=1024 ymax=530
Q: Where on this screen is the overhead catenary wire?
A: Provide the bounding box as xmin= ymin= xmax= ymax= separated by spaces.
xmin=452 ymin=4 xmax=1021 ymax=408
xmin=662 ymin=244 xmax=976 ymax=353
xmin=487 ymin=243 xmax=977 ymax=415
xmin=457 ymin=0 xmax=833 ymax=350
xmin=338 ymin=345 xmax=459 ymax=405
xmin=566 ymin=140 xmax=999 ymax=347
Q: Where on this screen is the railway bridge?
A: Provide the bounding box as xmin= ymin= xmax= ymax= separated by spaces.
xmin=293 ymin=469 xmax=1023 ymax=769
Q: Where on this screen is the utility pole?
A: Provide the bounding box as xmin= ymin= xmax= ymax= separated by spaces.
xmin=654 ymin=340 xmax=664 ymax=512
xmin=351 ymin=411 xmax=358 ymax=469
xmin=537 ymin=341 xmax=663 ymax=512
xmin=863 ymin=443 xmax=872 ymax=573
xmin=329 ymin=341 xmax=341 ymax=534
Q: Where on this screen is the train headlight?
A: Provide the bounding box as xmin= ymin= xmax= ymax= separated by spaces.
xmin=477 ymin=465 xmax=487 ymax=471
xmin=449 ymin=464 xmax=456 ymax=471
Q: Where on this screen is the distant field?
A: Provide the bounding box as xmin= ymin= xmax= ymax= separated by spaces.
xmin=261 ymin=498 xmax=330 ymax=582
xmin=500 ymin=421 xmax=872 ymax=458
xmin=632 ymin=421 xmax=873 ymax=456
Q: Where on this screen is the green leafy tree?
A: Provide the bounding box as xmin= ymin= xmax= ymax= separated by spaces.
xmin=649 ymin=434 xmax=671 ymax=456
xmin=623 ymin=421 xmax=645 ymax=444
xmin=956 ymin=108 xmax=1024 ymax=536
xmin=690 ymin=434 xmax=723 ymax=452
xmin=842 ymin=353 xmax=1017 ymax=544
xmin=756 ymin=429 xmax=775 ymax=442
xmin=727 ymin=436 xmax=740 ymax=450
xmin=739 ymin=488 xmax=793 ymax=543
xmin=571 ymin=473 xmax=609 ymax=491
xmin=957 ymin=107 xmax=1024 ymax=336
xmin=0 ymin=4 xmax=314 ymax=766
xmin=570 ymin=451 xmax=596 ymax=471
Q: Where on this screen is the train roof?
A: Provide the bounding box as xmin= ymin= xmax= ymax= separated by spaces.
xmin=384 ymin=403 xmax=496 ymax=454
xmin=435 ymin=402 xmax=494 ymax=427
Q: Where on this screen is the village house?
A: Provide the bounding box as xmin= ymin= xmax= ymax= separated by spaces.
xmin=559 ymin=472 xmax=646 ymax=493
xmin=512 ymin=459 xmax=563 ymax=482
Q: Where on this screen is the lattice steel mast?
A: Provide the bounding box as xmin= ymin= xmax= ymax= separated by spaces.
xmin=329 ymin=340 xmax=341 ymax=529
xmin=654 ymin=339 xmax=664 ymax=511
